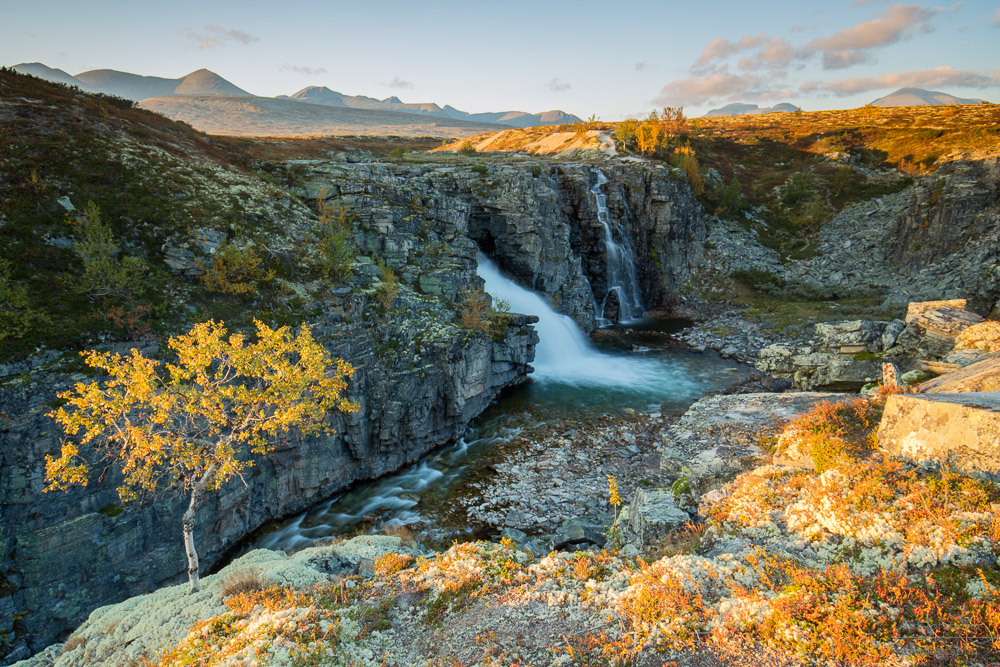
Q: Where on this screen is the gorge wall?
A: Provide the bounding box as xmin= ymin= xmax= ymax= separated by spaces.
xmin=4 ymin=147 xmax=1000 ymax=663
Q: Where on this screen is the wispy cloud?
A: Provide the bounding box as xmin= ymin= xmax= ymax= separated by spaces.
xmin=655 ymin=68 xmax=793 ymax=106
xmin=280 ymin=64 xmax=327 ymax=76
xmin=655 ymin=3 xmax=964 ymax=105
xmin=800 ymin=66 xmax=998 ymax=95
xmin=383 ymin=77 xmax=413 ymax=89
xmin=805 ymin=4 xmax=937 ymax=69
xmin=635 ymin=61 xmax=652 ymax=71
xmin=185 ymin=24 xmax=259 ymax=50
xmin=993 ymin=8 xmax=1000 ymax=26
xmin=546 ymin=78 xmax=571 ymax=92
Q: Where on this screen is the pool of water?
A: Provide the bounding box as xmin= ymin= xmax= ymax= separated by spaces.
xmin=243 ymin=318 xmax=748 ymax=555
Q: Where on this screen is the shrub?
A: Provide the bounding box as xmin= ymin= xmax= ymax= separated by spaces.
xmin=730 ymin=268 xmax=785 ymax=293
xmin=0 ymin=258 xmax=47 ymax=344
xmin=677 ymin=144 xmax=704 ymax=195
xmin=375 ymin=262 xmax=399 ymax=311
xmin=780 ymin=394 xmax=886 ymax=472
xmin=198 ymin=243 xmax=275 ymax=295
xmin=69 ymin=202 xmax=147 ymax=301
xmin=719 ymin=179 xmax=748 ymax=216
xmin=613 ymin=119 xmax=639 ymax=152
xmin=373 ymin=552 xmax=414 ymax=577
xmin=470 ymin=164 xmax=489 ymax=176
xmin=311 ymin=196 xmax=357 ymax=284
xmin=955 ymin=320 xmax=1000 ymax=353
xmin=780 ymin=173 xmax=815 ymax=208
xmin=219 ymin=568 xmax=267 ymax=599
xmin=458 ymin=288 xmax=510 ymax=337
xmin=457 ymin=140 xmax=477 ymax=156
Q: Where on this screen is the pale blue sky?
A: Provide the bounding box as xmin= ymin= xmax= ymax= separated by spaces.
xmin=3 ymin=0 xmax=999 ymax=118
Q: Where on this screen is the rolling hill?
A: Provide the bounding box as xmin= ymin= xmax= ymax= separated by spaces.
xmin=137 ymin=94 xmax=509 ymax=137
xmin=11 ymin=62 xmax=580 ymax=136
xmin=869 ymin=87 xmax=986 ymax=107
xmin=285 ymin=85 xmax=580 ymax=127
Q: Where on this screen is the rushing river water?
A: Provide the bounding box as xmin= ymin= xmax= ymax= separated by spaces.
xmin=244 ymin=255 xmax=748 ymax=555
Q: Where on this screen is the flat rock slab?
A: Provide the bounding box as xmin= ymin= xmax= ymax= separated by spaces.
xmin=905 ymin=299 xmax=968 ymax=324
xmin=660 ymin=392 xmax=854 ymax=481
xmin=878 ymin=392 xmax=1000 ymax=481
xmin=919 ymin=352 xmax=1000 ymax=393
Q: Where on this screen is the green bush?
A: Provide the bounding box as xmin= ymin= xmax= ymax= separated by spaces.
xmin=311 ymin=198 xmax=358 ymax=284
xmin=69 ymin=202 xmax=148 ymax=301
xmin=731 ymin=268 xmax=785 ymax=293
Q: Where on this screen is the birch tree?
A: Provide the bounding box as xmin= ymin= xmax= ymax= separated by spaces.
xmin=45 ymin=319 xmax=359 ymax=592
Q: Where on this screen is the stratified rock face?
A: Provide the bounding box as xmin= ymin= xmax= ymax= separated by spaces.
xmin=878 ymin=392 xmax=1000 ymax=481
xmin=920 ymin=353 xmax=1000 ymax=393
xmin=296 ymin=160 xmax=717 ymax=332
xmin=0 ymin=185 xmax=538 ymax=662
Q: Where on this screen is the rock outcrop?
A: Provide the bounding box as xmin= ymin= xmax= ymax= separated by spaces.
xmin=756 ymin=302 xmax=986 ymax=391
xmin=878 ymin=392 xmax=1000 ymax=481
xmin=0 ymin=187 xmax=538 ymax=661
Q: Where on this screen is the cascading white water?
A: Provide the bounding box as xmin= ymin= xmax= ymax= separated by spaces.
xmin=247 ymin=256 xmax=744 ymax=555
xmin=478 ymin=253 xmax=691 ymax=392
xmin=590 ymin=170 xmax=644 ymax=325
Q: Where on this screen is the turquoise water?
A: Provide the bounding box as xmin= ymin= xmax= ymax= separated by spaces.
xmin=243 ymin=256 xmax=749 ymax=554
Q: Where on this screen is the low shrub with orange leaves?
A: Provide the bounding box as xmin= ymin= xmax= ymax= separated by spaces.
xmin=955 ymin=320 xmax=1000 ymax=354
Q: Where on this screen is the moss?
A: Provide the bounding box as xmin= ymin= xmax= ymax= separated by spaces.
xmin=97 ymin=504 xmax=124 ymax=518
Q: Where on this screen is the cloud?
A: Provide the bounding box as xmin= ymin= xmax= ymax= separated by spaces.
xmin=185 ymin=25 xmax=258 ymax=50
xmin=280 ymin=64 xmax=328 ymax=76
xmin=654 ymin=69 xmax=792 ymax=106
xmin=693 ymin=34 xmax=767 ymax=72
xmin=993 ymin=8 xmax=1000 ymax=26
xmin=806 ymin=4 xmax=937 ymax=69
xmin=800 ymin=65 xmax=998 ymax=95
xmin=546 ymin=78 xmax=571 ymax=92
xmin=736 ymin=37 xmax=796 ymax=71
xmin=384 ymin=77 xmax=413 ymax=89
xmin=206 ymin=25 xmax=258 ymax=45
xmin=635 ymin=61 xmax=652 ymax=71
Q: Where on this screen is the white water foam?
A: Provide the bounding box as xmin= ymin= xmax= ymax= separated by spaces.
xmin=477 ymin=252 xmax=692 ymax=394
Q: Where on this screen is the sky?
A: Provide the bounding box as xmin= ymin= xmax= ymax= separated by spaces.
xmin=3 ymin=0 xmax=999 ymax=119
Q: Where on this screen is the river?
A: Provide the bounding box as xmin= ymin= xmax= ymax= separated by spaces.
xmin=240 ymin=254 xmax=748 ymax=554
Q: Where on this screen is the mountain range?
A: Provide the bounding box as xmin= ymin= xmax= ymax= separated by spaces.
xmin=11 ymin=62 xmax=579 ymax=132
xmin=705 ymin=87 xmax=988 ymax=118
xmin=702 ymin=102 xmax=799 ymax=118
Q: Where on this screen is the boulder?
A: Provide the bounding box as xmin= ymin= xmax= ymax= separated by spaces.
xmin=877 ymin=392 xmax=1000 ymax=481
xmin=919 ymin=353 xmax=1000 ymax=393
xmin=905 ymin=299 xmax=968 ymax=324
xmin=614 ymin=487 xmax=689 ymax=549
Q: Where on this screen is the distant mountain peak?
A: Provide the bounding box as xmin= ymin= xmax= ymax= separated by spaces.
xmin=703 ymin=102 xmax=799 ymax=118
xmin=869 ymin=87 xmax=986 ymax=107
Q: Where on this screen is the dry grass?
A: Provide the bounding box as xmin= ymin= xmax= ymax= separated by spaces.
xmin=218 ymin=568 xmax=268 ymax=599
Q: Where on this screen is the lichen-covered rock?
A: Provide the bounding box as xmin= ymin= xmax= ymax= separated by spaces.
xmin=919 ymin=352 xmax=1000 ymax=393
xmin=615 ymin=487 xmax=689 ymax=549
xmin=878 ymin=392 xmax=1000 ymax=481
xmin=12 ymin=536 xmax=414 ymax=667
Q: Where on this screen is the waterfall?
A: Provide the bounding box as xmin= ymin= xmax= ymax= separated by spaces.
xmin=477 ymin=253 xmax=690 ymax=392
xmin=590 ymin=170 xmax=644 ymax=325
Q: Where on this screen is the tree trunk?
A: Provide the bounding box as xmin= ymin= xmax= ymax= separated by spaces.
xmin=182 ymin=464 xmax=218 ymax=593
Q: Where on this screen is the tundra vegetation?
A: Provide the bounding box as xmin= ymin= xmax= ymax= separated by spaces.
xmin=45 ymin=319 xmax=359 ymax=592
xmin=82 ymin=388 xmax=997 ymax=666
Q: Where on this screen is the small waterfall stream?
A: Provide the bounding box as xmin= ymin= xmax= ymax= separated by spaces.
xmin=590 ymin=170 xmax=644 ymax=326
xmin=245 ymin=254 xmax=746 ymax=554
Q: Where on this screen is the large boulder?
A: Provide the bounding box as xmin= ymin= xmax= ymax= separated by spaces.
xmin=877 ymin=392 xmax=1000 ymax=482
xmin=614 ymin=487 xmax=689 ymax=550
